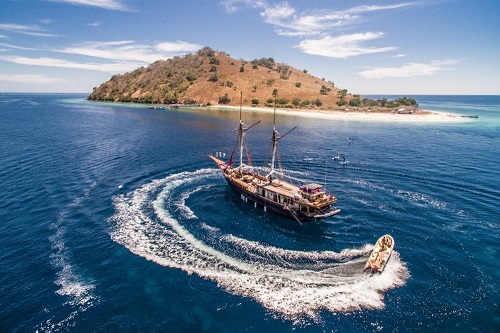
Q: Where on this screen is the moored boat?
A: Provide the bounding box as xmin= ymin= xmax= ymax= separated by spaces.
xmin=364 ymin=234 xmax=394 ymax=273
xmin=209 ymin=93 xmax=340 ymax=223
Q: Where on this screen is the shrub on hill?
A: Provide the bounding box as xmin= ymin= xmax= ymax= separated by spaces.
xmin=251 ymin=58 xmax=275 ymax=69
xmin=218 ymin=93 xmax=231 ymax=104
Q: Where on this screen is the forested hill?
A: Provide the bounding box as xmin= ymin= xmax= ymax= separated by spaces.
xmin=87 ymin=47 xmax=352 ymax=108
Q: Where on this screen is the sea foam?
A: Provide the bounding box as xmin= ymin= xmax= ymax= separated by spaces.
xmin=109 ymin=169 xmax=409 ymax=320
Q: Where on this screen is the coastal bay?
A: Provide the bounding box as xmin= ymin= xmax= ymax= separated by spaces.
xmin=0 ymin=94 xmax=498 ymax=332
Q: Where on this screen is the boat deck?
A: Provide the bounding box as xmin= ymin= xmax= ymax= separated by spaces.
xmin=262 ymin=180 xmax=300 ymax=198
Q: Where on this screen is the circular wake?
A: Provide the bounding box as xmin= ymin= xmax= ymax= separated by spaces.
xmin=109 ymin=169 xmax=409 ymax=319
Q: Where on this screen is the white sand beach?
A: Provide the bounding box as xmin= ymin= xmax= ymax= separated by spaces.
xmin=207 ymin=105 xmax=471 ymax=123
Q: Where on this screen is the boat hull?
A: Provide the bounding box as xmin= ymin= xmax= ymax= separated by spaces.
xmin=222 ymin=175 xmax=339 ymax=222
xmin=224 ymin=178 xmax=307 ymax=221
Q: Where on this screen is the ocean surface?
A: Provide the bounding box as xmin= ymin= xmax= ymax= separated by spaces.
xmin=0 ymin=94 xmax=498 ymax=332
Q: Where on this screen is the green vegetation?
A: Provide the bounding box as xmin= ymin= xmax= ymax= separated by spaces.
xmin=183 ymin=98 xmax=197 ymax=104
xmin=320 ymin=85 xmax=332 ymax=95
xmin=337 ymin=89 xmax=348 ymax=99
xmin=251 ymin=57 xmax=275 ymax=70
xmin=349 ymin=98 xmax=361 ymax=107
xmin=336 ymin=99 xmax=347 ymax=106
xmin=395 ymin=96 xmax=418 ymax=106
xmin=209 ymin=56 xmax=220 ymax=65
xmin=277 ymin=64 xmax=291 ymax=79
xmin=218 ymin=93 xmax=231 ymax=104
xmin=276 ymin=98 xmax=289 ymax=105
xmin=197 ymin=46 xmax=215 ymax=57
xmin=336 ymin=96 xmax=418 ymax=109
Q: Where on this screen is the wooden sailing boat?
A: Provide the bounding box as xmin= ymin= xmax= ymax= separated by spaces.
xmin=209 ymin=93 xmax=340 ymax=223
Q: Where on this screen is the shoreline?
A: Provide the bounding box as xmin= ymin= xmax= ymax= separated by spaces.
xmin=206 ymin=105 xmax=471 ymax=123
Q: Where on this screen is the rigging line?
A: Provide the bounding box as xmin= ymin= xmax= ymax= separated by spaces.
xmin=283 ymin=173 xmax=309 ymax=185
xmin=324 ymin=158 xmax=328 ymax=188
xmin=244 ymin=142 xmax=252 ymax=166
xmin=239 ymin=90 xmax=242 ymax=120
xmin=289 ymin=209 xmax=303 ymax=225
xmin=276 ymin=148 xmax=284 ymax=179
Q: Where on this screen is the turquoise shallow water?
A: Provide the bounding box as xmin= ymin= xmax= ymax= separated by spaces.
xmin=0 ymin=94 xmax=498 ymax=332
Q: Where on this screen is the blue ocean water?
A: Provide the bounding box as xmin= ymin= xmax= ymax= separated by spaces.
xmin=0 ymin=94 xmax=498 ymax=332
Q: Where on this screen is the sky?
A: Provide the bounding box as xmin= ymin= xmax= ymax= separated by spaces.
xmin=0 ymin=0 xmax=499 ymax=95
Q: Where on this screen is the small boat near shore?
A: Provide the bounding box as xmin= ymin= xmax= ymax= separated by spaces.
xmin=147 ymin=105 xmax=169 ymax=110
xmin=364 ymin=234 xmax=394 ymax=273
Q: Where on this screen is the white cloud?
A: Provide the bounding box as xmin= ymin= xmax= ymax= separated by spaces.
xmin=297 ymin=32 xmax=397 ymax=58
xmin=0 ymin=55 xmax=143 ymax=73
xmin=47 ymin=0 xmax=129 ymax=11
xmin=0 ymin=40 xmax=203 ymax=74
xmin=59 ymin=40 xmax=202 ymax=63
xmin=359 ymin=60 xmax=459 ymax=79
xmin=88 ymin=22 xmax=102 ymax=27
xmin=0 ymin=74 xmax=69 ymax=84
xmin=260 ymin=6 xmax=357 ymax=37
xmin=220 ymin=0 xmax=266 ymax=14
xmin=60 ymin=41 xmax=155 ymax=62
xmin=0 ymin=23 xmax=60 ymax=37
xmin=222 ymin=1 xmax=414 ymax=58
xmin=39 ymin=19 xmax=53 ymax=25
xmin=155 ymin=41 xmax=201 ymax=54
xmin=0 ymin=42 xmax=39 ymax=51
xmin=260 ymin=2 xmax=295 ymax=24
xmin=346 ymin=3 xmax=414 ymax=14
xmin=225 ymin=1 xmax=414 ymax=37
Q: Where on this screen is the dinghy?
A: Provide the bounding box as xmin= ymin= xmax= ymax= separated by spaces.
xmin=364 ymin=234 xmax=394 ymax=273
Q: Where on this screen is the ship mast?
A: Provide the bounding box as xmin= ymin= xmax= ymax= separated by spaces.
xmin=269 ymin=100 xmax=278 ymax=174
xmin=238 ymin=91 xmax=244 ymax=168
xmin=268 ymin=97 xmax=296 ymax=178
xmin=235 ymin=91 xmax=260 ymax=169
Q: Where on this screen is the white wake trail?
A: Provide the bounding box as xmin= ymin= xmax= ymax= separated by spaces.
xmin=109 ymin=169 xmax=409 ymax=320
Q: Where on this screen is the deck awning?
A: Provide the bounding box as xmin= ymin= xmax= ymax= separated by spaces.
xmin=300 ymin=183 xmax=324 ymax=194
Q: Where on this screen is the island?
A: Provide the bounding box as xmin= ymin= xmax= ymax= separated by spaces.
xmin=88 ymin=47 xmax=469 ymax=123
